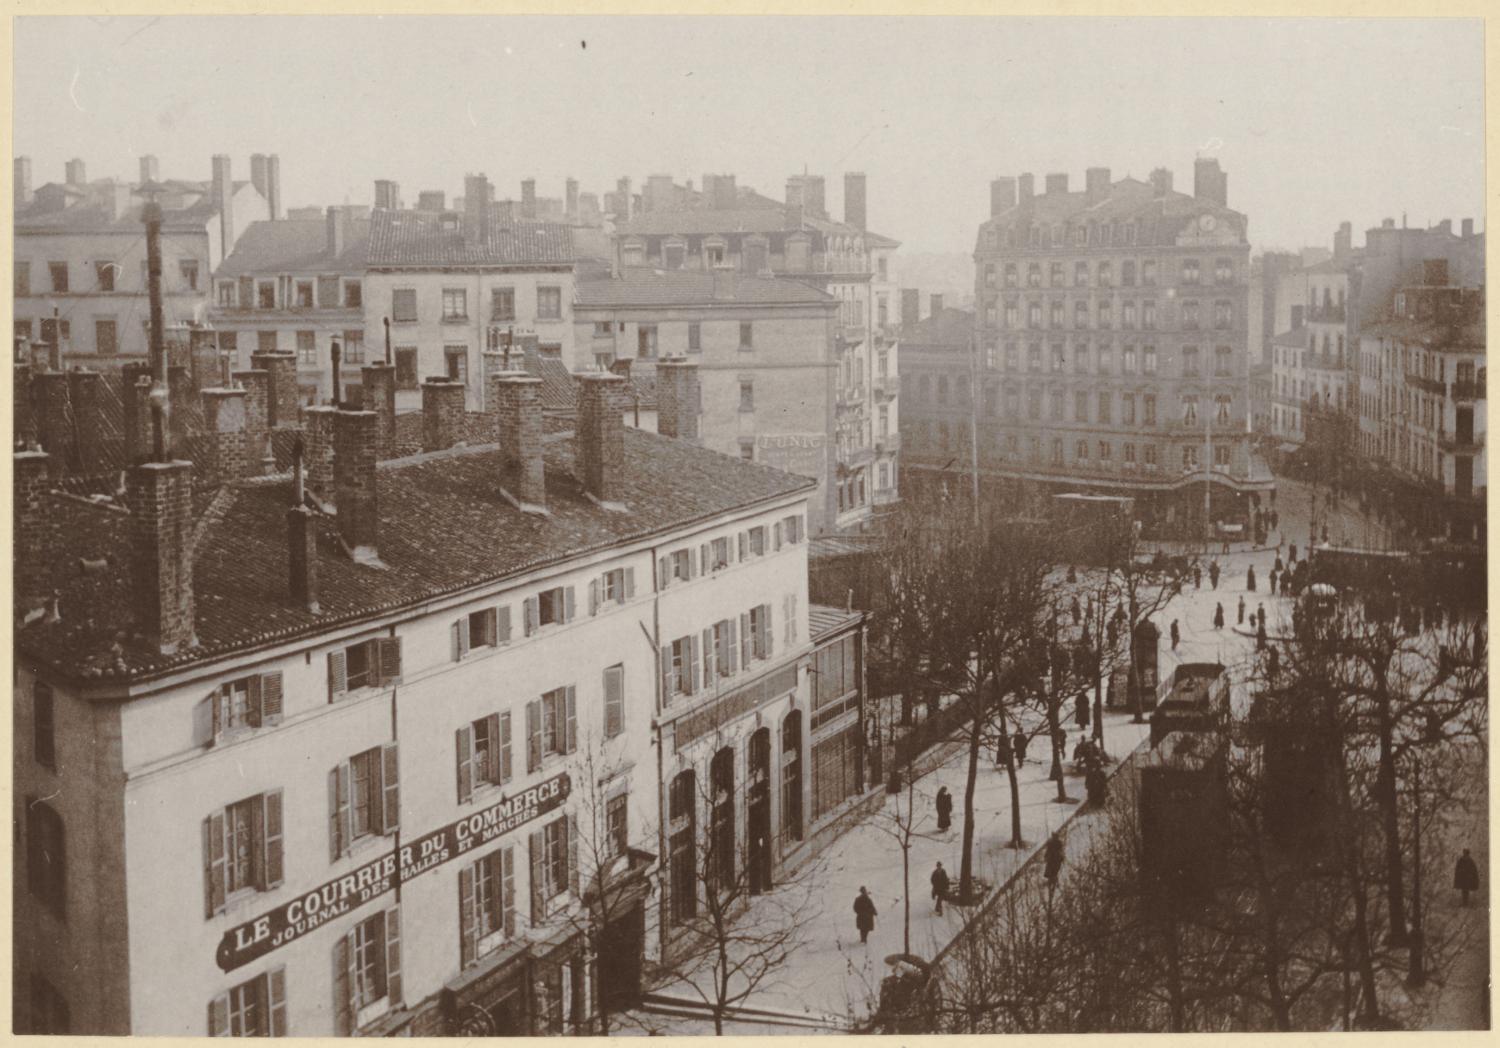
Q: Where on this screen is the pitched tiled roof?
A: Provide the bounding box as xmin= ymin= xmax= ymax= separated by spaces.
xmin=215 ymin=218 xmax=370 ymax=277
xmin=980 ymin=177 xmax=1246 ymax=242
xmin=808 ymin=603 xmax=863 ymax=640
xmin=903 ymin=307 xmax=974 ymax=347
xmin=366 ymin=208 xmax=574 ymax=267
xmin=17 ymin=428 xmax=814 ymax=683
xmin=576 ymin=267 xmax=834 ymax=307
xmin=15 ymin=180 xmax=243 ymax=233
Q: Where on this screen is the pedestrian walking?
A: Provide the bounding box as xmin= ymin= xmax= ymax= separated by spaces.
xmin=1193 ymin=563 xmax=1202 ymax=589
xmin=853 ymin=887 xmax=878 ymax=943
xmin=1043 ymin=833 xmax=1065 ymax=888
xmin=1257 ymin=603 xmax=1266 ymax=629
xmin=1270 ymin=509 xmax=1279 ymax=531
xmin=1070 ymin=596 xmax=1081 ymax=625
xmin=1270 ymin=567 xmax=1279 ymax=594
xmin=1455 ymin=849 xmax=1480 ymax=906
xmin=931 ymin=862 xmax=950 ymax=915
xmin=935 ymin=786 xmax=953 ymax=832
xmin=1013 ymin=729 xmax=1029 ymax=765
xmin=1237 ymin=595 xmax=1245 ymax=625
xmin=1213 ymin=603 xmax=1224 ymax=630
xmin=1289 ymin=542 xmax=1298 ymax=564
xmin=1256 ymin=619 xmax=1268 ymax=651
xmin=1274 ymin=555 xmax=1284 ymax=574
xmin=1085 ymin=765 xmax=1109 ymax=807
xmin=1075 ymin=690 xmax=1091 ymax=729
xmin=1170 ymin=619 xmax=1180 ymax=650
xmin=994 ymin=731 xmax=1013 ymax=770
xmin=1247 ymin=564 xmax=1257 ymax=591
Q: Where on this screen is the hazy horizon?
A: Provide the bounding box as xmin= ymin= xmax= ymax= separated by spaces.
xmin=13 ymin=16 xmax=1484 ymax=258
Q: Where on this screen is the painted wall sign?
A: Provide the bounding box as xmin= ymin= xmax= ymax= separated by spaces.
xmin=216 ymin=773 xmax=570 ymax=972
xmin=756 ymin=433 xmax=826 ymax=480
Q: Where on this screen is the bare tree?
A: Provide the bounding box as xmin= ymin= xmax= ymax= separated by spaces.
xmin=868 ymin=766 xmax=940 ymax=957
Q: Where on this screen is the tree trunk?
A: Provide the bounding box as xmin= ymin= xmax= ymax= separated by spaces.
xmin=959 ymin=699 xmax=982 ymax=901
xmin=1047 ymin=691 xmax=1067 ymax=800
xmin=1129 ymin=595 xmax=1147 ymax=723
xmin=1376 ymin=687 xmax=1410 ymax=944
xmin=1000 ymin=707 xmax=1023 ymax=847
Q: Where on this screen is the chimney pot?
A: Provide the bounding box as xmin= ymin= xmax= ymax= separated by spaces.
xmin=490 ymin=371 xmax=547 ymax=511
xmin=576 ymin=373 xmax=628 ymax=504
xmin=1462 ymin=218 xmax=1474 ymax=238
xmin=333 ymin=410 xmax=380 ymax=559
xmin=125 ymin=460 xmax=197 ymax=654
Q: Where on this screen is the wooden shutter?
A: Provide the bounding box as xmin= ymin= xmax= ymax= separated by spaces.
xmin=686 ymin=548 xmax=697 ymax=580
xmin=456 ymin=725 xmax=474 ymax=804
xmin=263 ymin=789 xmax=284 ymax=889
xmin=378 ymin=637 xmax=403 ymax=685
xmin=327 ymin=650 xmax=348 ymax=702
xmin=329 ymin=763 xmax=350 ymax=862
xmin=529 ymin=830 xmax=545 ymax=924
xmin=774 ymin=521 xmax=784 ymax=550
xmin=568 ymin=815 xmax=581 ymax=896
xmin=658 ymin=557 xmax=669 ymax=589
xmin=727 ymin=619 xmax=739 ymax=674
xmin=701 ymin=629 xmax=715 ymax=689
xmin=563 ymin=586 xmax=576 ymax=623
xmin=210 ymin=687 xmax=224 ymax=744
xmin=261 ymin=672 xmax=283 ymax=725
xmin=499 ymin=711 xmax=513 ymax=783
xmin=502 ymin=846 xmax=516 ymax=937
xmin=526 ymin=700 xmax=542 ymax=772
xmin=660 ymin=644 xmax=673 ymax=700
xmin=496 ymin=605 xmax=512 ymax=643
xmin=380 ymin=743 xmax=400 ymax=835
xmin=246 ymin=675 xmax=264 ymax=728
xmin=604 ymin=666 xmax=623 ymax=738
xmin=762 ymin=604 xmax=774 ymax=658
xmin=700 ymin=544 xmax=710 ymax=575
xmin=208 ymin=993 xmax=229 ymax=1037
xmin=524 ymin=597 xmax=540 ymax=636
xmin=333 ymin=932 xmax=354 ymax=1036
xmin=267 ymin=967 xmax=287 ymax=1036
xmin=740 ymin=613 xmax=752 ymax=667
xmin=458 ymin=863 xmax=478 ymax=967
xmin=564 ymin=686 xmax=579 ymax=753
xmin=688 ymin=634 xmax=701 ymax=695
xmin=588 ymin=579 xmax=600 ymax=616
xmin=385 ymin=905 xmax=403 ymax=1005
xmin=738 ymin=532 xmax=748 ymax=560
xmin=204 ymin=810 xmax=226 ymax=917
xmin=623 ymin=566 xmax=635 ymax=600
xmin=452 ymin=620 xmax=469 ymax=662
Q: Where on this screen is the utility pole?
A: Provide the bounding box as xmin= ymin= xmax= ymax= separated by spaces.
xmin=383 ymin=316 xmax=392 ymax=366
xmin=143 ymin=198 xmax=168 ymax=461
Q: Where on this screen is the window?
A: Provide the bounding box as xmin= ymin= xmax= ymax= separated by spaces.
xmin=605 ymin=792 xmax=629 ymax=858
xmin=1143 ymin=346 xmax=1157 ymax=375
xmin=395 ymin=347 xmax=418 ymax=390
xmin=537 ymin=286 xmax=562 ymax=320
xmin=171 ymin=258 xmax=199 ymax=292
xmin=344 ymin=280 xmax=363 ymax=308
xmin=1027 ymin=263 xmax=1042 ymax=288
xmin=1122 ymin=301 xmax=1136 ymax=329
xmin=95 ymin=261 xmax=116 ymax=292
xmin=257 ymin=330 xmax=278 ymax=354
xmin=1049 ymin=299 xmax=1064 ymax=328
xmin=688 ymin=322 xmax=702 ymax=353
xmin=258 ymin=281 xmax=277 ymax=309
xmin=664 ymin=634 xmax=697 ymax=698
xmin=1124 ymin=442 xmax=1136 ymax=465
xmin=740 ymin=322 xmax=754 ymax=349
xmin=211 ymin=671 xmax=285 ymax=743
xmin=669 ymin=771 xmax=697 ymax=923
xmin=297 ymin=331 xmax=317 ymax=365
xmin=1097 ymin=300 xmax=1111 ymax=329
xmin=1182 ymin=301 xmax=1200 ymax=329
xmin=1214 ymin=444 xmax=1230 ymax=467
xmin=780 ymin=513 xmax=805 ymax=546
xmin=1214 ymin=301 xmax=1233 ymax=330
xmin=529 ymin=585 xmax=574 ymax=632
xmin=95 ymin=319 xmax=118 ymax=356
xmin=392 ymin=288 xmax=417 ymax=323
xmin=1074 ymin=300 xmax=1089 ymax=329
xmin=1075 ymin=261 xmax=1089 ymax=287
xmin=745 ymin=602 xmax=774 ymax=663
xmin=1098 ymin=344 xmax=1112 ymax=374
xmin=486 ymin=286 xmax=517 ymax=322
xmin=440 ymin=288 xmax=467 ymax=321
xmin=457 ymin=709 xmax=512 ymax=804
xmin=15 ymin=260 xmax=30 ymax=296
xmin=1215 ymin=258 xmax=1233 ymax=285
xmin=444 ymin=345 xmax=468 ymax=384
xmin=1075 ymin=390 xmax=1089 ymax=422
xmin=1098 ymin=391 xmax=1112 ymax=424
xmin=27 ymin=976 xmax=70 ymax=1035
xmin=1215 ymin=346 xmax=1231 ymax=377
xmin=1028 ymin=302 xmax=1042 ymax=329
xmin=1076 ymin=440 xmax=1089 ymax=462
xmin=1182 ymin=259 xmax=1200 ymax=286
xmin=984 ymin=263 xmax=997 ymax=288
xmin=1181 ymin=396 xmax=1199 ymax=425
xmin=1028 ymin=343 xmax=1042 ymax=372
xmin=343 ymin=331 xmax=366 ymax=364
xmin=1144 ymin=394 xmax=1157 ymax=426
xmin=1123 ymin=393 xmax=1136 ymax=425
xmin=637 ymin=325 xmax=658 ymax=359
xmin=26 ymin=798 xmax=65 ymax=915
xmin=1182 ymin=346 xmax=1200 ymax=377
xmin=1027 ymin=388 xmax=1042 ymax=420
xmin=1004 ymin=263 xmax=1018 ymax=288
xmin=203 ymin=790 xmax=284 ymax=914
xmin=295 ymin=281 xmax=315 ymax=309
xmin=333 ymin=907 xmax=399 ymax=1032
xmin=1123 ymin=346 xmax=1137 ymax=374
xmin=1099 ymin=440 xmax=1113 ymax=462
xmin=603 ymin=665 xmax=625 ymax=738
xmin=1050 ymin=262 xmax=1064 ymax=287
xmin=327 ymin=636 xmax=402 ymax=701
xmin=452 ymin=605 xmax=508 ymax=660
xmin=459 ymin=846 xmax=515 ymax=967
xmin=215 ymin=281 xmax=237 ymax=309
xmin=1052 ymin=438 xmax=1065 ymax=465
xmin=1005 ymin=342 xmax=1018 ymax=370
xmin=1183 ymin=445 xmax=1199 ymax=469
xmin=536 ymin=814 xmax=570 ymax=903
xmin=782 ymin=712 xmax=804 ymax=845
xmin=1215 ymin=394 xmax=1232 ymax=424
xmin=1144 ymin=444 xmax=1159 ymax=468
xmin=1142 ymin=260 xmax=1157 ymax=286
xmin=1122 ymin=261 xmax=1135 ymax=286
xmin=1050 ymin=390 xmax=1063 ymax=420
xmin=49 ymin=262 xmax=69 ymax=293
xmin=739 ymin=380 xmax=754 ymax=412
xmin=1097 ymin=261 xmax=1112 ymax=287
xmin=1142 ymin=300 xmax=1156 ymax=330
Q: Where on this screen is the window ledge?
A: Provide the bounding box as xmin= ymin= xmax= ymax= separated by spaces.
xmin=442 ymin=316 xmax=470 ymax=324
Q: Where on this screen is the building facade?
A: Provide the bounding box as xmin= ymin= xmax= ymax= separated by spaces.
xmin=959 ymin=160 xmax=1271 ymax=534
xmin=209 ymin=208 xmax=369 ymax=405
xmin=609 ymin=170 xmax=901 ymax=530
xmin=362 ymin=174 xmax=576 ymax=413
xmin=13 ymin=154 xmax=268 ymax=366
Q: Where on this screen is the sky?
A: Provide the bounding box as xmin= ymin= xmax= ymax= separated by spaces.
xmin=12 ymin=16 xmax=1485 ymax=257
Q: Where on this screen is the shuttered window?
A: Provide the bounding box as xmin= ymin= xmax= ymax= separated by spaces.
xmin=327 ymin=638 xmax=401 ymax=702
xmin=391 ymin=288 xmax=417 ymax=323
xmin=203 ymin=791 xmax=285 ymax=914
xmin=329 ymin=744 xmax=399 ymax=861
xmin=459 ymin=846 xmax=515 ymax=967
xmin=318 ymin=275 xmax=341 ymax=308
xmin=456 ymin=712 xmax=511 ymax=804
xmin=211 ymin=671 xmax=284 ymax=742
xmin=208 ymin=967 xmax=286 ymax=1036
xmin=333 ymin=907 xmax=401 ymax=1034
xmin=603 ymin=665 xmax=625 ymax=738
xmin=452 ymin=606 xmax=506 ymax=660
xmin=589 ymin=567 xmax=636 ymax=614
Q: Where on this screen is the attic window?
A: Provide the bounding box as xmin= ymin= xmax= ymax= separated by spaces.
xmin=440 ymin=212 xmax=460 ymax=232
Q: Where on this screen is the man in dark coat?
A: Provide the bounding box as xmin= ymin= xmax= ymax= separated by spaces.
xmin=935 ymin=786 xmax=953 ymax=832
xmin=854 ymin=887 xmax=878 ymax=943
xmin=1269 ymin=567 xmax=1279 ymax=595
xmin=931 ymin=862 xmax=950 ymax=915
xmin=1013 ymin=729 xmax=1029 ymax=765
xmin=1455 ymin=849 xmax=1480 ymax=906
xmin=1085 ymin=765 xmax=1108 ymax=807
xmin=1213 ymin=602 xmax=1224 ymax=630
xmin=1193 ymin=563 xmax=1202 ymax=589
xmin=1209 ymin=562 xmax=1220 ymax=589
xmin=1237 ymin=595 xmax=1246 ymax=625
xmin=1247 ymin=564 xmax=1257 ymax=591
xmin=1071 ymin=596 xmax=1081 ymax=624
xmin=1075 ymin=691 xmax=1091 ymax=729
xmin=1170 ymin=619 xmax=1180 ymax=650
xmin=994 ymin=732 xmax=1012 ymax=770
xmin=1289 ymin=542 xmax=1298 ymax=564
xmin=1043 ymin=833 xmax=1065 ymax=888
xmin=1256 ymin=620 xmax=1268 ymax=651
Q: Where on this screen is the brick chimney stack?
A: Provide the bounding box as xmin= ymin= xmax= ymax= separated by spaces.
xmin=250 ymin=154 xmax=269 ymax=202
xmin=140 ymin=154 xmax=160 ymax=185
xmin=1150 ymin=168 xmax=1173 ymax=197
xmin=1018 ymin=173 xmax=1035 ymax=204
xmin=656 ymin=358 xmax=701 ymax=443
xmin=250 ymin=347 xmax=299 ymax=429
xmin=14 ymin=450 xmax=52 ymax=608
xmin=490 ymin=371 xmax=547 ymax=512
xmin=327 ymin=206 xmax=345 ymax=258
xmin=464 ymin=173 xmax=493 ymax=246
xmin=287 ymin=441 xmax=319 ymax=613
xmin=266 ymin=154 xmax=282 ymax=220
xmin=1085 ymin=167 xmax=1111 ymax=204
xmin=201 ymin=386 xmax=249 ymax=483
xmin=333 ymin=409 xmax=380 ymax=562
xmin=1045 ymin=173 xmax=1069 ymax=195
xmin=1193 ymin=157 xmax=1227 ymax=206
xmin=422 ymin=378 xmax=467 ymax=452
xmin=521 ymin=178 xmax=537 ymax=220
xmin=362 ymin=362 xmax=397 ymax=460
xmin=374 ymin=180 xmax=401 ymax=210
xmin=576 ymin=373 xmax=628 ymax=506
xmin=125 ymin=459 xmax=197 ymax=654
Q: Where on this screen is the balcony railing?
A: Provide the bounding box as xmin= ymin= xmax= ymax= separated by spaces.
xmin=1451 ymin=380 xmax=1485 ymax=401
xmin=1439 ymin=432 xmax=1484 ymax=453
xmin=1405 ymin=373 xmax=1445 ymax=395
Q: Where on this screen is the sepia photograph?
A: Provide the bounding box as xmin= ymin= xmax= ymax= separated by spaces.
xmin=7 ymin=12 xmax=1488 ymax=1036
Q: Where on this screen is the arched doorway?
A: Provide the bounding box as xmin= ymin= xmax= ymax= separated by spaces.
xmin=709 ymin=747 xmax=736 ymax=893
xmin=780 ymin=711 xmax=804 ymax=847
xmin=747 ymin=728 xmax=772 ymax=894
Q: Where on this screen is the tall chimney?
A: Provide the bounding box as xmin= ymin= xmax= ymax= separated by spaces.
xmin=139 ymin=154 xmax=160 ymax=186
xmin=374 ymin=180 xmax=401 ymax=210
xmin=490 ymin=371 xmax=547 ymax=512
xmin=14 ymin=450 xmax=52 ymax=608
xmin=1044 ymin=173 xmax=1069 ymax=196
xmin=616 ymin=177 xmax=633 ymax=221
xmin=1333 ymin=221 xmax=1352 ymax=261
xmin=521 ymin=178 xmax=537 ymax=220
xmin=901 ymin=288 xmax=920 ymax=327
xmin=265 ymin=154 xmax=282 ymax=220
xmin=362 ymin=362 xmax=397 ymax=460
xmin=249 ymin=154 xmax=268 ymax=201
xmin=576 ymin=372 xmax=628 ymax=505
xmin=14 ymin=156 xmax=33 ymax=207
xmin=656 ymin=358 xmax=701 ymax=442
xmin=844 ymin=172 xmax=867 ymax=232
xmin=125 ymin=459 xmax=196 ymax=654
xmin=201 ymin=386 xmax=249 ymax=483
xmin=327 ymin=206 xmax=345 ymax=257
xmin=464 ymin=173 xmax=492 ymax=246
xmin=287 ymin=442 xmax=320 ymax=614
xmin=68 ymin=369 xmax=106 ymax=474
xmin=333 ymin=409 xmax=380 ymax=561
xmin=1019 ymin=173 xmax=1035 ymax=204
xmin=65 ymin=158 xmax=86 ymax=186
xmin=303 ymin=405 xmax=337 ymax=498
xmin=990 ymin=177 xmax=1017 ymax=217
xmin=565 ymin=177 xmax=579 ymax=223
xmin=1193 ymin=157 xmax=1226 ymax=206
xmin=930 ymin=293 xmax=944 ymax=317
xmin=803 ymin=175 xmax=823 ymax=218
xmin=1085 ymin=167 xmax=1111 ymax=204
xmin=517 ymin=333 xmax=542 ymax=376
xmin=422 ymin=378 xmax=467 ymax=451
xmin=211 ymin=155 xmax=234 ymax=263
xmin=783 ymin=175 xmax=803 ymax=209
xmin=250 ymin=347 xmax=299 ymax=429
